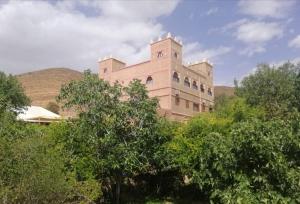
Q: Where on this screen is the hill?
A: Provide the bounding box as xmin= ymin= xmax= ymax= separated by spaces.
xmin=214 ymin=86 xmax=235 ymax=98
xmin=17 ymin=68 xmax=83 ymax=116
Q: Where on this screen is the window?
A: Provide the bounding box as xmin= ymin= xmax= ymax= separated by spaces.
xmin=202 ymin=103 xmax=206 ymax=112
xmin=175 ymin=94 xmax=180 ymax=106
xmin=192 ymin=81 xmax=198 ymax=90
xmin=157 ymin=51 xmax=163 ymax=58
xmin=174 ymin=52 xmax=178 ymax=58
xmin=184 ymin=77 xmax=190 ymax=87
xmin=200 ymin=84 xmax=205 ymax=92
xmin=173 ymin=72 xmax=180 ymax=83
xmin=146 ymin=76 xmax=153 ymax=85
xmin=193 ymin=103 xmax=199 ymax=112
xmin=209 ymin=106 xmax=213 ymax=112
xmin=208 ymin=71 xmax=211 ymax=76
xmin=103 ymin=68 xmax=107 ymax=73
xmin=208 ymin=88 xmax=212 ymax=96
xmin=186 ymin=100 xmax=189 ymax=108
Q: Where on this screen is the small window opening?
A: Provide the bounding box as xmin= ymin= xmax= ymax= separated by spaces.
xmin=208 ymin=88 xmax=212 ymax=96
xmin=175 ymin=94 xmax=180 ymax=106
xmin=157 ymin=51 xmax=163 ymax=58
xmin=192 ymin=81 xmax=198 ymax=90
xmin=184 ymin=77 xmax=190 ymax=87
xmin=173 ymin=72 xmax=180 ymax=83
xmin=174 ymin=52 xmax=178 ymax=58
xmin=146 ymin=76 xmax=153 ymax=85
xmin=200 ymin=84 xmax=205 ymax=92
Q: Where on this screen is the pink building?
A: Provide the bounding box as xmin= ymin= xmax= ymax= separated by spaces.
xmin=99 ymin=33 xmax=214 ymax=121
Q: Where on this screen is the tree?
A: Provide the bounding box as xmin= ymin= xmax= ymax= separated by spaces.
xmin=0 ymin=124 xmax=71 ymax=204
xmin=294 ymin=72 xmax=300 ymax=111
xmin=169 ymin=116 xmax=300 ymax=203
xmin=0 ymin=71 xmax=30 ymax=113
xmin=58 ymin=70 xmax=166 ymax=203
xmin=236 ymin=62 xmax=300 ymax=118
xmin=46 ymin=101 xmax=60 ymax=114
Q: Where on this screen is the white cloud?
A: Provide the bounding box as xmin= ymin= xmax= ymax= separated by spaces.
xmin=206 ymin=7 xmax=218 ymax=16
xmin=184 ymin=42 xmax=232 ymax=64
xmin=238 ymin=0 xmax=296 ymax=19
xmin=0 ymin=0 xmax=180 ymax=74
xmin=222 ymin=19 xmax=283 ymax=56
xmin=289 ymin=35 xmax=300 ymax=48
xmin=235 ymin=21 xmax=283 ymax=44
xmin=240 ymin=46 xmax=266 ymax=57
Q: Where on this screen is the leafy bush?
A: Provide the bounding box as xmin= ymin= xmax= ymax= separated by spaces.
xmin=171 ymin=117 xmax=300 ymax=203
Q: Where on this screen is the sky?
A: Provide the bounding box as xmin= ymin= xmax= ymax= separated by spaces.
xmin=0 ymin=0 xmax=299 ymax=85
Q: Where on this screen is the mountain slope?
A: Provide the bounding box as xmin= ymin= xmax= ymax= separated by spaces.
xmin=17 ymin=68 xmax=83 ymax=116
xmin=214 ymin=86 xmax=235 ymax=98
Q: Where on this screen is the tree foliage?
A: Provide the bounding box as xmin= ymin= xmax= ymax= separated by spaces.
xmin=236 ymin=62 xmax=300 ymax=118
xmin=0 ymin=71 xmax=30 ymax=113
xmin=58 ymin=70 xmax=168 ymax=203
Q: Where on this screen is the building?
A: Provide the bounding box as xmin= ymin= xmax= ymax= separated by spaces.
xmin=98 ymin=33 xmax=214 ymax=121
xmin=17 ymin=106 xmax=62 ymax=124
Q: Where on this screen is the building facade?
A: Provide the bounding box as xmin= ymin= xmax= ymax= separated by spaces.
xmin=98 ymin=33 xmax=214 ymax=121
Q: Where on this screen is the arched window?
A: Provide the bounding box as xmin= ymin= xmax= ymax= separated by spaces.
xmin=184 ymin=77 xmax=190 ymax=87
xmin=192 ymin=81 xmax=198 ymax=90
xmin=103 ymin=68 xmax=107 ymax=73
xmin=208 ymin=88 xmax=212 ymax=96
xmin=173 ymin=72 xmax=180 ymax=83
xmin=200 ymin=84 xmax=205 ymax=92
xmin=146 ymin=76 xmax=153 ymax=85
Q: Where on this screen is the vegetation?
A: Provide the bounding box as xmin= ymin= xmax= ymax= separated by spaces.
xmin=1 ymin=62 xmax=300 ymax=203
xmin=46 ymin=101 xmax=60 ymax=114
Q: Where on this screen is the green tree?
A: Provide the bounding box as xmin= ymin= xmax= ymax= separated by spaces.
xmin=0 ymin=125 xmax=71 ymax=204
xmin=0 ymin=71 xmax=30 ymax=113
xmin=58 ymin=70 xmax=166 ymax=203
xmin=294 ymin=72 xmax=300 ymax=111
xmin=170 ymin=117 xmax=300 ymax=203
xmin=236 ymin=62 xmax=300 ymax=118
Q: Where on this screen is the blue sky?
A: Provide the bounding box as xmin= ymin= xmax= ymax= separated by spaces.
xmin=0 ymin=0 xmax=299 ymax=85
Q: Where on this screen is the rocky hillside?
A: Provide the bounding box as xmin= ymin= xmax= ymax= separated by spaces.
xmin=214 ymin=86 xmax=235 ymax=98
xmin=17 ymin=68 xmax=83 ymax=116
